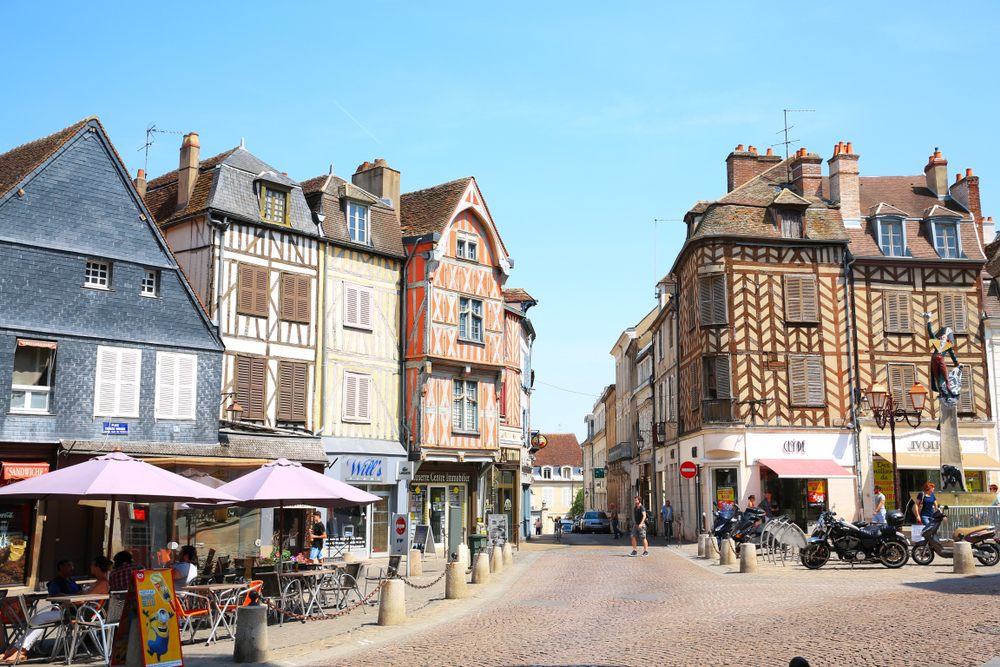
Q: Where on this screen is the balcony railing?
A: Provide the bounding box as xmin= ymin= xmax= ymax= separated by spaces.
xmin=702 ymin=398 xmax=739 ymax=423
xmin=607 ymin=442 xmax=633 ymax=463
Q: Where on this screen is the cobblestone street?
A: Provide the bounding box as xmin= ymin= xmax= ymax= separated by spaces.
xmin=311 ymin=534 xmax=1000 ymax=667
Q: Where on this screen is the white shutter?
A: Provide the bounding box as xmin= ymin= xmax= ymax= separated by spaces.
xmin=343 ymin=373 xmax=358 ymax=421
xmin=358 ymin=375 xmax=370 ymax=420
xmin=176 ymin=354 xmax=197 ymax=420
xmin=118 ymin=348 xmax=141 ymax=417
xmin=359 ymin=288 xmax=372 ymax=329
xmin=155 ymin=353 xmax=177 ymax=419
xmin=94 ymin=346 xmax=119 ymax=416
xmin=344 ymin=283 xmax=360 ymax=328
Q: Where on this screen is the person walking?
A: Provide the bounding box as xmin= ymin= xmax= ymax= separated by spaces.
xmin=309 ymin=510 xmax=327 ymax=562
xmin=661 ymin=500 xmax=673 ymax=541
xmin=872 ymin=485 xmax=887 ymax=524
xmin=630 ymin=495 xmax=649 ymax=557
xmin=535 ymin=516 xmax=542 ymax=535
xmin=915 ymin=481 xmax=938 ymax=525
xmin=610 ymin=510 xmax=621 ymax=539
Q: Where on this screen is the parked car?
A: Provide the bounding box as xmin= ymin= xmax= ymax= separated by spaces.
xmin=579 ymin=511 xmax=611 ymax=534
xmin=559 ymin=518 xmax=575 ymax=534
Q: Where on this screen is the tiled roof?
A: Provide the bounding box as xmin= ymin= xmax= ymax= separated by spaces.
xmin=399 ymin=177 xmax=471 ymax=237
xmin=533 ymin=433 xmax=582 ymax=467
xmin=0 ymin=118 xmax=90 ymax=199
xmin=983 ymin=277 xmax=1000 ymax=319
xmin=985 ymin=237 xmax=1000 ymax=277
xmin=300 ymin=173 xmax=404 ymax=258
xmin=503 ymin=288 xmax=536 ymax=304
xmin=858 ymin=176 xmax=966 ymax=218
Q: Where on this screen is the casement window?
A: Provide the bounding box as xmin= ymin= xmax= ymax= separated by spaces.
xmin=155 ymin=352 xmax=197 ymax=420
xmin=789 ymin=354 xmax=824 ymax=407
xmin=543 ymin=487 xmax=553 ymax=507
xmin=883 ymin=291 xmax=913 ymax=334
xmin=958 ymin=366 xmax=975 ymax=414
xmin=347 ymin=202 xmax=370 ymax=245
xmin=234 ymin=355 xmax=266 ymax=421
xmin=452 ymin=379 xmax=479 ymax=432
xmin=780 ymin=210 xmax=803 ymax=239
xmin=84 ymin=260 xmax=111 ymax=289
xmin=878 ymin=218 xmax=905 ymax=257
xmin=342 ymin=371 xmax=371 ymax=423
xmin=887 ymin=363 xmax=917 ymax=412
xmin=562 ymin=466 xmax=571 ymax=479
xmin=344 ymin=282 xmax=373 ymax=330
xmin=10 ymin=339 xmax=56 ymax=414
xmin=933 ymin=222 xmax=960 ymax=258
xmin=939 ymin=293 xmax=967 ymax=334
xmin=542 ymin=467 xmax=552 ymax=480
xmin=698 ymin=274 xmax=727 ymax=326
xmin=276 ymin=361 xmax=308 ymax=424
xmin=237 ymin=264 xmax=270 ymax=318
xmin=94 ymin=346 xmax=141 ymax=417
xmin=562 ymin=487 xmax=572 ymax=505
xmin=456 ymin=232 xmax=478 ymax=261
xmin=783 ymin=274 xmax=818 ymax=323
xmin=702 ymin=355 xmax=731 ymax=400
xmin=141 ymin=269 xmax=160 ymax=297
xmin=459 ymin=297 xmax=484 ymax=343
xmin=279 ymin=273 xmax=310 ymax=323
xmin=260 ymin=185 xmax=288 ymax=225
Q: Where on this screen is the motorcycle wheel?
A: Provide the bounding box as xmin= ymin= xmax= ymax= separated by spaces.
xmin=879 ymin=539 xmax=909 ymax=568
xmin=911 ymin=543 xmax=934 ymax=565
xmin=800 ymin=543 xmax=830 ymax=569
xmin=974 ymin=543 xmax=1000 ymax=567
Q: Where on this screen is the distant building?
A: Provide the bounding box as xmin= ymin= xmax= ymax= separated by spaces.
xmin=530 ymin=433 xmax=583 ymax=534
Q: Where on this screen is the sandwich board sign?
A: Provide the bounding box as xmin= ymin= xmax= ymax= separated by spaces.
xmin=110 ymin=569 xmax=184 ymax=667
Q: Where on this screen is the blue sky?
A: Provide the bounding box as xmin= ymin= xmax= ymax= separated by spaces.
xmin=3 ymin=2 xmax=999 ymax=440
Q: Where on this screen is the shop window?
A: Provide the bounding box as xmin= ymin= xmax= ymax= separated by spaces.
xmin=0 ymin=503 xmax=33 ymax=585
xmin=10 ymin=340 xmax=56 ymax=414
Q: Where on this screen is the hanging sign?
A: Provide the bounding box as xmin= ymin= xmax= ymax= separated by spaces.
xmin=110 ymin=569 xmax=184 ymax=667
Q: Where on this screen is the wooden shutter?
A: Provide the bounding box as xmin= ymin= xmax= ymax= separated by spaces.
xmin=883 ymin=291 xmax=912 ymax=334
xmin=499 ymin=380 xmax=507 ymax=419
xmin=98 ymin=347 xmax=141 ymax=417
xmin=344 ymin=283 xmax=360 ymax=328
xmin=238 ymin=265 xmax=269 ymax=317
xmin=235 ymin=356 xmax=265 ymax=420
xmin=94 ymin=346 xmax=119 ymax=416
xmin=789 ymin=355 xmax=824 ymax=407
xmin=280 ymin=274 xmax=310 ymax=323
xmin=939 ymin=293 xmax=968 ymax=334
xmin=887 ymin=363 xmax=916 ymax=412
xmin=783 ymin=275 xmax=818 ymax=323
xmin=277 ymin=361 xmax=307 ymax=423
xmin=176 ymin=354 xmax=197 ymax=420
xmin=343 ymin=372 xmax=370 ymax=422
xmin=699 ymin=275 xmax=727 ymax=326
xmin=714 ymin=356 xmax=731 ymax=400
xmin=359 ymin=287 xmax=372 ymax=329
xmin=958 ymin=366 xmax=974 ymax=414
xmin=155 ymin=353 xmax=177 ymax=419
xmin=358 ymin=374 xmax=370 ymax=421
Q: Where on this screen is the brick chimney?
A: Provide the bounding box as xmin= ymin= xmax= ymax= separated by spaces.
xmin=177 ymin=132 xmax=200 ymax=211
xmin=725 ymin=145 xmax=780 ymax=192
xmin=789 ymin=148 xmax=823 ymax=198
xmin=828 ymin=141 xmax=860 ymax=225
xmin=950 ymin=167 xmax=985 ymax=243
xmin=133 ymin=169 xmax=147 ymax=199
xmin=352 ymin=158 xmax=400 ymax=221
xmin=924 ymin=147 xmax=948 ymax=198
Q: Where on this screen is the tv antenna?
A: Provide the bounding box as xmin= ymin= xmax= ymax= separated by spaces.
xmin=137 ymin=123 xmax=184 ymax=174
xmin=771 ymin=108 xmax=815 ymax=160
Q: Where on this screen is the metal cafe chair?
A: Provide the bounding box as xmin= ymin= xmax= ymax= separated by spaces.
xmin=67 ymin=594 xmax=124 ymax=665
xmin=363 ymin=556 xmax=400 ymax=603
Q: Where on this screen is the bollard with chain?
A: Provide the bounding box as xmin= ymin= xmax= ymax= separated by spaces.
xmin=445 ymin=562 xmax=468 ymax=599
xmin=378 ymin=578 xmax=406 ymax=626
xmin=472 ymin=551 xmax=490 ymax=584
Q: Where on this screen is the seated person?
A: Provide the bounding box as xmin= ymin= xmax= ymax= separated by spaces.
xmin=108 ymin=551 xmax=144 ymax=592
xmin=47 ymin=559 xmax=81 ymax=596
xmin=87 ymin=556 xmax=113 ymax=595
xmin=171 ymin=545 xmax=199 ymax=587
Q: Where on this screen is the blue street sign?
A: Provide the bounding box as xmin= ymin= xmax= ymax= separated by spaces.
xmin=102 ymin=422 xmax=128 ymax=435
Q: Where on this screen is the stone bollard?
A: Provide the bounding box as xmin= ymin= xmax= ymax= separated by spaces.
xmin=490 ymin=545 xmax=503 ymax=573
xmin=471 ymin=552 xmax=491 ymax=584
xmin=502 ymin=541 xmax=513 ymax=566
xmin=706 ymin=535 xmax=719 ymax=559
xmin=457 ymin=543 xmax=470 ymax=570
xmin=954 ymin=541 xmax=976 ymax=575
xmin=739 ymin=543 xmax=758 ymax=574
xmin=408 ymin=549 xmax=423 ymax=577
xmin=445 ymin=561 xmax=469 ymax=599
xmin=377 ymin=578 xmax=406 ymax=625
xmin=719 ymin=538 xmax=736 ymax=566
xmin=233 ymin=605 xmax=269 ymax=663
xmin=697 ymin=534 xmax=707 ymax=558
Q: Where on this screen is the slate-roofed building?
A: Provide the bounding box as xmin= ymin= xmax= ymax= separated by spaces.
xmin=0 ymin=118 xmax=225 ymax=586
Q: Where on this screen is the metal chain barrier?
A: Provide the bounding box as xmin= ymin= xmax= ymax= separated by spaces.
xmin=398 ymin=569 xmax=448 ymax=589
xmin=264 ymin=578 xmax=386 ymax=622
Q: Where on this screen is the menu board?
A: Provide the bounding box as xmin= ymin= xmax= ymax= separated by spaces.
xmin=411 ymin=524 xmax=432 ymax=554
xmin=0 ymin=505 xmax=30 ymax=585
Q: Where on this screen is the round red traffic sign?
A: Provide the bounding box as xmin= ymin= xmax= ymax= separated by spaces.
xmin=680 ymin=461 xmax=698 ymax=479
xmin=395 ymin=516 xmax=406 ymax=536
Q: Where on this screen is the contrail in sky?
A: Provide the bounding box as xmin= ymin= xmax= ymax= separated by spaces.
xmin=333 ymin=99 xmax=381 ymax=145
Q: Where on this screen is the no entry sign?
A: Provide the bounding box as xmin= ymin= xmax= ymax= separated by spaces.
xmin=680 ymin=461 xmax=698 ymax=479
xmin=395 ymin=516 xmax=407 ymax=536
xmin=390 ymin=513 xmax=409 ymax=557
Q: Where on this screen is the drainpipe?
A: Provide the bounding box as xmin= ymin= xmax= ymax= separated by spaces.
xmin=843 ymin=248 xmax=864 ymax=518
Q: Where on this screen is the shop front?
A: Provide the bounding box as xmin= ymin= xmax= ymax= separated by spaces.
xmin=0 ymin=450 xmax=53 ymax=589
xmin=408 ymin=463 xmax=482 ymax=556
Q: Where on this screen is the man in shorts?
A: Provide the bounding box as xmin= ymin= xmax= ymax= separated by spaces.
xmin=630 ymin=495 xmax=649 ymax=557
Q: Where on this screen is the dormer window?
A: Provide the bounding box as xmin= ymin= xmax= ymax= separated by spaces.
xmin=933 ymin=221 xmax=960 ymax=258
xmin=347 ymin=202 xmax=370 ymax=245
xmin=456 ymin=231 xmax=478 ymax=261
xmin=260 ymin=185 xmax=288 ymax=225
xmin=542 ymin=466 xmax=552 ymax=480
xmin=561 ymin=466 xmax=571 ymax=478
xmin=877 ymin=218 xmax=905 ymax=257
xmin=779 ymin=210 xmax=803 ymax=239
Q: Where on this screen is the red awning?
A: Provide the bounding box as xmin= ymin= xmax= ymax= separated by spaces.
xmin=758 ymin=459 xmax=854 ymax=479
xmin=16 ymin=339 xmax=57 ymax=349
xmin=1 ymin=462 xmax=50 ymax=483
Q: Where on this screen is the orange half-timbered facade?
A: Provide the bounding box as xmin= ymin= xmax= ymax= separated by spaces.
xmin=400 ymin=177 xmax=517 ymax=551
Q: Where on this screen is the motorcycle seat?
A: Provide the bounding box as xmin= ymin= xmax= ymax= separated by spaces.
xmin=861 ymin=526 xmax=884 ymax=537
xmin=953 ymin=525 xmax=995 ymax=539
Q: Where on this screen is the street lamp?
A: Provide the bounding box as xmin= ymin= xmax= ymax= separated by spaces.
xmin=864 ymin=381 xmax=928 ymax=510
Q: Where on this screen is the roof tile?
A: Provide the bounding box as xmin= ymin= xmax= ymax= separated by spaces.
xmin=534 ymin=433 xmax=582 ymax=467
xmin=400 ymin=177 xmax=471 ymax=237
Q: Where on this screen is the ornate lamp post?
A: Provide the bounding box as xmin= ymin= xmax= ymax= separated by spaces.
xmin=865 ymin=381 xmax=929 ymax=510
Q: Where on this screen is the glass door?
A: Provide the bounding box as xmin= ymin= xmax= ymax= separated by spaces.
xmin=713 ymin=468 xmax=737 ymax=511
xmin=371 ymin=493 xmax=389 ymax=554
xmin=429 ymin=487 xmax=446 ymax=548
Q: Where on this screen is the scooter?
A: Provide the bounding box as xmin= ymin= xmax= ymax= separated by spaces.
xmin=731 ymin=506 xmax=768 ymax=547
xmin=911 ymin=507 xmax=1000 ymax=566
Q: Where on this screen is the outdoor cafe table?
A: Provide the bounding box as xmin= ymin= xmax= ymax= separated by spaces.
xmin=46 ymin=593 xmax=109 ymax=665
xmin=278 ymin=569 xmax=337 ymax=618
xmin=180 ymin=583 xmax=240 ymax=645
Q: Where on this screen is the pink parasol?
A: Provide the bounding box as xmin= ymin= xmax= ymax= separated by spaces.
xmin=0 ymin=451 xmax=238 ymax=555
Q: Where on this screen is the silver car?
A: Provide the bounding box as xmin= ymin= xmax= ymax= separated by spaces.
xmin=579 ymin=510 xmax=611 ymax=534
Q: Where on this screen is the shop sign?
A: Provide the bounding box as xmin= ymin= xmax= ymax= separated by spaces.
xmin=102 ymin=422 xmax=128 ymax=435
xmin=873 ymin=458 xmax=896 ymax=508
xmin=344 ymin=457 xmax=386 ymax=483
xmin=807 ymin=480 xmax=826 ymax=505
xmin=907 ymin=440 xmax=939 ymax=452
xmin=412 ymin=472 xmax=471 ymax=484
xmin=500 ymin=447 xmax=520 ymax=464
xmin=782 ymin=440 xmax=805 ymax=455
xmin=503 ymin=498 xmax=512 ymax=511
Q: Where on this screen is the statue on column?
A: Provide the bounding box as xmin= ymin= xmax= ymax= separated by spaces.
xmin=923 ymin=312 xmax=965 ymax=491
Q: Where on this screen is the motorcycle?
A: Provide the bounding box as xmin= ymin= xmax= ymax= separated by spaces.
xmin=711 ymin=503 xmax=740 ymax=544
xmin=800 ymin=509 xmax=909 ymax=569
xmin=911 ymin=507 xmax=1000 ymax=566
xmin=731 ymin=506 xmax=768 ymax=547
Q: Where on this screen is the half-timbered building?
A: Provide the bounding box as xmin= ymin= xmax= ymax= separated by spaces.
xmin=400 ymin=176 xmax=515 ymax=554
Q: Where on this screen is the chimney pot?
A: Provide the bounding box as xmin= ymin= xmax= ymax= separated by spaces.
xmin=137 ymin=169 xmax=145 ymax=179
xmin=134 ymin=169 xmax=147 ymax=199
xmin=924 ymin=147 xmax=949 ymax=196
xmin=966 ymin=167 xmax=974 ymax=178
xmin=736 ymin=144 xmax=744 ymax=151
xmin=765 ymin=147 xmax=773 ymax=156
xmin=846 ymin=142 xmax=853 ymax=154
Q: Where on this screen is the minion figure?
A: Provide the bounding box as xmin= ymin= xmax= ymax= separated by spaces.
xmin=143 ymin=606 xmax=175 ymax=661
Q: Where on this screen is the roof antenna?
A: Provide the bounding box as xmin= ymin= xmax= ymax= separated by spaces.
xmin=770 ymin=108 xmax=815 ymax=160
xmin=137 ymin=123 xmax=184 ymax=175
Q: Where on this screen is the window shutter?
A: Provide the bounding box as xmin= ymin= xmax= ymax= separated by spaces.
xmin=236 ymin=356 xmax=265 ymax=420
xmin=292 ymin=363 xmax=307 ymax=423
xmin=277 ymin=362 xmax=293 ymax=422
xmin=358 ymin=375 xmax=370 ymax=421
xmin=784 ymin=275 xmax=818 ymax=323
xmin=296 ymin=275 xmax=310 ymax=323
xmin=344 ymin=373 xmax=358 ymax=420
xmin=345 ymin=283 xmax=360 ymax=327
xmin=239 ymin=265 xmax=269 ymax=317
xmin=883 ymin=292 xmax=912 ymax=334
xmin=698 ymin=277 xmax=713 ymax=325
xmin=359 ymin=287 xmax=372 ymax=329
xmin=789 ymin=355 xmax=807 ymax=406
xmin=156 ymin=353 xmax=176 ymax=419
xmin=253 ymin=266 xmax=269 ymax=317
xmin=95 ymin=347 xmax=119 ymax=416
xmin=280 ymin=274 xmax=310 ymax=323
xmin=176 ymin=354 xmax=197 ymax=420
xmin=499 ymin=381 xmax=507 ymax=418
xmin=940 ymin=293 xmax=967 ymax=334
xmin=276 ymin=361 xmax=307 ymax=423
xmin=806 ymin=356 xmax=824 ymax=405
xmin=712 ymin=275 xmax=727 ymax=325
xmin=715 ymin=356 xmax=731 ymax=400
xmin=888 ymin=363 xmax=916 ymax=411
xmin=959 ymin=366 xmax=974 ymax=414
xmin=118 ymin=349 xmax=141 ymax=417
